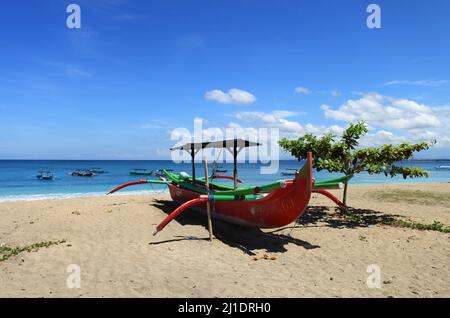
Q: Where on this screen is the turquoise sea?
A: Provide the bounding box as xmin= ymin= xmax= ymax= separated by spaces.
xmin=0 ymin=160 xmax=449 ymax=202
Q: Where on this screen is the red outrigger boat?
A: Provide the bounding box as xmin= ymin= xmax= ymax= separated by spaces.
xmin=159 ymin=151 xmax=312 ymax=231
xmin=108 ymin=139 xmax=344 ymax=237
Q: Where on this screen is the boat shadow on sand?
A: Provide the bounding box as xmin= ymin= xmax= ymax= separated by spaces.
xmin=149 ymin=200 xmax=401 ymax=255
xmin=149 ymin=199 xmax=320 ymax=255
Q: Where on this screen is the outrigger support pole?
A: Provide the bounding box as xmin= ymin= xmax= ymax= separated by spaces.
xmin=204 ymin=158 xmax=213 ymax=242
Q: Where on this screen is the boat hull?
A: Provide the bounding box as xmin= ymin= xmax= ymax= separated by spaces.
xmin=167 ymin=155 xmax=313 ymax=228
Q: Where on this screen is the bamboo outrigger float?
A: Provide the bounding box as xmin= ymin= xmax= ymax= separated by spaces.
xmin=108 ymin=139 xmax=347 ymax=236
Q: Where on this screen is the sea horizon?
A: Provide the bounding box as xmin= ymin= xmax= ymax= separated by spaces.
xmin=1 ymin=158 xmax=450 ymax=161
xmin=1 ymin=159 xmax=449 ymax=203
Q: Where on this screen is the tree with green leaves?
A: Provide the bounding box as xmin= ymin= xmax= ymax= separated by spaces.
xmin=279 ymin=121 xmax=435 ymax=206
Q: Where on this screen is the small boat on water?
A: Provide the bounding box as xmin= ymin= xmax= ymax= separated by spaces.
xmin=281 ymin=168 xmax=298 ymax=176
xmin=89 ymin=167 xmax=107 ymax=174
xmin=129 ymin=169 xmax=153 ymax=176
xmin=436 ymin=165 xmax=450 ymax=170
xmin=71 ymin=169 xmax=96 ymax=177
xmin=155 ymin=169 xmax=174 ymax=176
xmin=213 ymin=168 xmax=228 ymax=173
xmin=36 ymin=171 xmax=55 ymax=180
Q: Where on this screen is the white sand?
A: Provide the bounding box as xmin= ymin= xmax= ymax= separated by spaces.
xmin=0 ymin=183 xmax=449 ymax=297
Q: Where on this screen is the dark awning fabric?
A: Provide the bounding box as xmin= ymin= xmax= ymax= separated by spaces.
xmin=170 ymin=139 xmax=261 ymax=151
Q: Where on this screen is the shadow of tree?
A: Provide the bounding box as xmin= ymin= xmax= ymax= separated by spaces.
xmin=149 ymin=199 xmax=320 ymax=255
xmin=297 ymin=205 xmax=402 ymax=229
xmin=249 ymin=205 xmax=404 ymax=237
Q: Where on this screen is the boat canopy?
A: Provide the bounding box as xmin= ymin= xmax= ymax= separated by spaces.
xmin=171 ymin=139 xmax=260 ymax=151
xmin=170 ymin=139 xmax=261 ymax=188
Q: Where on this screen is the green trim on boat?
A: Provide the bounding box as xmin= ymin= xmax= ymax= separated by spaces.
xmin=314 ymin=175 xmax=353 ymax=189
xmin=161 ymin=169 xmax=353 ymax=195
xmin=146 ymin=180 xmax=171 ymax=185
xmin=209 ymin=194 xmax=264 ymax=201
xmin=162 ymin=170 xmax=238 ymax=191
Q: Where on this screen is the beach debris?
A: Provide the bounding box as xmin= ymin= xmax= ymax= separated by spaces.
xmin=108 ymin=203 xmax=126 ymax=207
xmin=71 ymin=211 xmax=81 ymax=215
xmin=252 ymin=253 xmax=277 ymax=261
xmin=358 ymin=235 xmax=367 ymax=242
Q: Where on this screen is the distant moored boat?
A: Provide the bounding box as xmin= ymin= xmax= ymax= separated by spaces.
xmin=71 ymin=169 xmax=96 ymax=177
xmin=281 ymin=168 xmax=298 ymax=176
xmin=36 ymin=171 xmax=55 ymax=181
xmin=213 ymin=168 xmax=228 ymax=173
xmin=129 ymin=169 xmax=153 ymax=176
xmin=89 ymin=167 xmax=107 ymax=174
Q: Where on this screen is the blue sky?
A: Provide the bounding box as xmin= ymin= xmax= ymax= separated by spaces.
xmin=0 ymin=0 xmax=449 ymax=159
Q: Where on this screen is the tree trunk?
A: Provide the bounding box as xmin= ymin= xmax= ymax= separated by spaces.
xmin=343 ymin=181 xmax=349 ymax=207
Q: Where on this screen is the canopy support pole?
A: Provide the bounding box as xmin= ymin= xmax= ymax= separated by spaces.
xmin=233 ymin=139 xmax=238 ymax=189
xmin=191 ymin=144 xmax=196 ymax=185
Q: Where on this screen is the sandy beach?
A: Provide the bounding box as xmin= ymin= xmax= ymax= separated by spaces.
xmin=1 ymin=183 xmax=449 ymax=298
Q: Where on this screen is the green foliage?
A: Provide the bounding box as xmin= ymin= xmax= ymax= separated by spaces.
xmin=0 ymin=240 xmax=66 ymax=262
xmin=280 ymin=121 xmax=435 ymax=205
xmin=384 ymin=220 xmax=450 ymax=233
xmin=336 ymin=208 xmax=450 ymax=233
xmin=279 ymin=121 xmax=435 ymax=178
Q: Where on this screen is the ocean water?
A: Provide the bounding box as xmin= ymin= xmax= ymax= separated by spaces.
xmin=0 ymin=160 xmax=449 ymax=202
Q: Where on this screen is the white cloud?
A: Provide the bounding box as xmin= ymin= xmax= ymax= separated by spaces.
xmin=294 ymin=86 xmax=310 ymax=94
xmin=359 ymin=130 xmax=407 ymax=147
xmin=233 ymin=112 xmax=407 ymax=147
xmin=232 ymin=110 xmax=445 ymax=152
xmin=384 ymin=79 xmax=449 ymax=86
xmin=205 ymin=88 xmax=256 ymax=105
xmin=331 ymin=89 xmax=341 ymax=97
xmin=173 ymin=90 xmax=450 ymax=159
xmin=272 ymin=110 xmax=302 ymax=118
xmin=234 ymin=111 xmax=344 ymax=138
xmin=321 ymin=93 xmax=441 ymax=130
